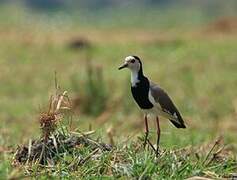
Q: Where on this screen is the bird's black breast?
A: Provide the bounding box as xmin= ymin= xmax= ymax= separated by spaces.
xmin=131 ymin=77 xmax=154 ymax=109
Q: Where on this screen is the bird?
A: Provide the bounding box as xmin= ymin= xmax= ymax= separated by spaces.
xmin=118 ymin=55 xmax=186 ymax=155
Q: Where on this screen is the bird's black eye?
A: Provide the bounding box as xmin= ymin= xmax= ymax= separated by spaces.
xmin=131 ymin=59 xmax=135 ymax=63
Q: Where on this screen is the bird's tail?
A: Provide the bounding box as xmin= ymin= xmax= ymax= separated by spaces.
xmin=169 ymin=112 xmax=186 ymax=128
xmin=169 ymin=119 xmax=186 ymax=128
xmin=159 ymin=110 xmax=186 ymax=128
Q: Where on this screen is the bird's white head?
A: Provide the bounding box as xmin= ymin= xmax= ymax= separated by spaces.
xmin=118 ymin=56 xmax=141 ymax=72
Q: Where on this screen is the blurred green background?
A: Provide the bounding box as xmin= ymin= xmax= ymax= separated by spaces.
xmin=0 ymin=0 xmax=237 ymax=150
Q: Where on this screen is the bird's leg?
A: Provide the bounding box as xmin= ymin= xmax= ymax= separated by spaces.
xmin=143 ymin=115 xmax=149 ymax=148
xmin=156 ymin=116 xmax=161 ymax=156
xmin=143 ymin=115 xmax=156 ymax=152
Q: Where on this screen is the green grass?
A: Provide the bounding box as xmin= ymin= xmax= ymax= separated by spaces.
xmin=1 ymin=126 xmax=236 ymax=179
xmin=0 ymin=4 xmax=237 ymax=179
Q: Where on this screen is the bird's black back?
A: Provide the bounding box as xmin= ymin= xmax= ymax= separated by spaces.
xmin=131 ymin=76 xmax=153 ymax=109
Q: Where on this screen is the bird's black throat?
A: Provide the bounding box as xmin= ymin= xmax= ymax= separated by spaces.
xmin=131 ymin=66 xmax=154 ymax=109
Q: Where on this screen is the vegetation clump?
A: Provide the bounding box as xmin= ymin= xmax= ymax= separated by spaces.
xmin=13 ymin=88 xmax=112 ymax=166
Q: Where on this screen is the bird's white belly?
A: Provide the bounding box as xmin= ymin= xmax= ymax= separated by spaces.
xmin=143 ymin=106 xmax=163 ymax=115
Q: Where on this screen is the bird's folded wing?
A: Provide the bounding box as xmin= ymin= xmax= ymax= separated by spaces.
xmin=150 ymin=82 xmax=186 ymax=128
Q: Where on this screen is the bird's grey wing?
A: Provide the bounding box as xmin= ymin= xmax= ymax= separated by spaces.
xmin=150 ymin=82 xmax=186 ymax=128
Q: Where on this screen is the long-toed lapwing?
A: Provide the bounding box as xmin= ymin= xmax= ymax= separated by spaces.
xmin=118 ymin=55 xmax=186 ymax=155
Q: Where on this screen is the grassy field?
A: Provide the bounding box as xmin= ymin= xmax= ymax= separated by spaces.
xmin=0 ymin=5 xmax=237 ymax=179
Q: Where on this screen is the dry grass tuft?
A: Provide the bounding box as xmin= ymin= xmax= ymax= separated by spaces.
xmin=39 ymin=90 xmax=70 ymax=142
xmin=12 ymin=82 xmax=112 ymax=166
xmin=67 ymin=37 xmax=91 ymax=50
xmin=13 ymin=131 xmax=112 ymax=165
xmin=204 ymin=17 xmax=237 ymax=34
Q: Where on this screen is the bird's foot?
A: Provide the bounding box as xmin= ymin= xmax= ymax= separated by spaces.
xmin=155 ymin=147 xmax=160 ymax=157
xmin=143 ymin=141 xmax=147 ymax=149
xmin=143 ymin=132 xmax=149 ymax=149
xmin=147 ymin=139 xmax=156 ymax=152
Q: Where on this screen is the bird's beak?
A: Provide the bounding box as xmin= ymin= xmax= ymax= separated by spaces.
xmin=118 ymin=63 xmax=128 ymax=70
